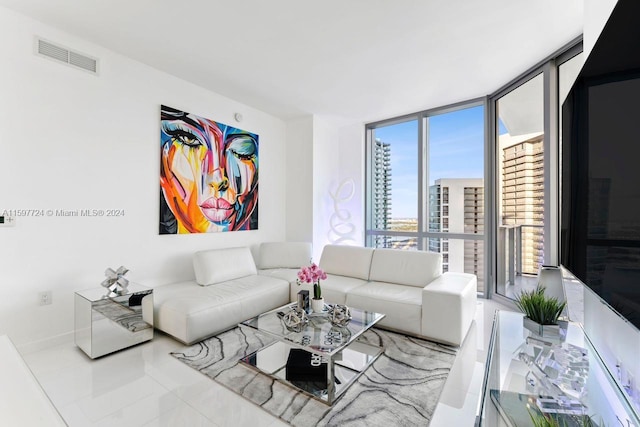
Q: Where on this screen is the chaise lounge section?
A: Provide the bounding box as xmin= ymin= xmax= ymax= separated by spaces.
xmin=153 ymin=246 xmax=289 ymax=344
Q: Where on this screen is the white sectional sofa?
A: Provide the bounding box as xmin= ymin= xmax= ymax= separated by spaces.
xmin=153 ymin=242 xmax=477 ymax=346
xmin=319 ymin=245 xmax=477 ymax=346
xmin=255 ymin=241 xmax=313 ymax=301
xmin=153 ymin=246 xmax=290 ymax=344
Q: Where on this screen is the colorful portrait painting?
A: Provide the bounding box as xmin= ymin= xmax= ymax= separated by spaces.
xmin=159 ymin=105 xmax=259 ymax=234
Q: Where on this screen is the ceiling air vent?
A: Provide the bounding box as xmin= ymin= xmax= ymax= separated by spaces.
xmin=36 ymin=38 xmax=99 ymax=75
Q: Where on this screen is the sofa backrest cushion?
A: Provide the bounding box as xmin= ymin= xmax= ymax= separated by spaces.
xmin=258 ymin=242 xmax=312 ymax=269
xmin=369 ymin=249 xmax=442 ymax=287
xmin=319 ymin=245 xmax=374 ymax=280
xmin=193 ymin=247 xmax=257 ymax=286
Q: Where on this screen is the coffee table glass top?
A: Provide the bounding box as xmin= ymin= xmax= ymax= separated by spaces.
xmin=239 ymin=303 xmax=385 ymax=405
xmin=240 ymin=303 xmax=385 ymax=356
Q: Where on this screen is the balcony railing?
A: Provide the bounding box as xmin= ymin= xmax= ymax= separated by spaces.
xmin=497 ymin=224 xmax=544 ymax=288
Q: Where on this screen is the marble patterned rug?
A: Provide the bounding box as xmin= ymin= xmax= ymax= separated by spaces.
xmin=170 ymin=327 xmax=457 ymax=426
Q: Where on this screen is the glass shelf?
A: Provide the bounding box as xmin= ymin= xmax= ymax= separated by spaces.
xmin=477 ymin=310 xmax=640 ymax=426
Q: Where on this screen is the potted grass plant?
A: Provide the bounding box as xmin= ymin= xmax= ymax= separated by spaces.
xmin=515 ymin=285 xmax=568 ymax=338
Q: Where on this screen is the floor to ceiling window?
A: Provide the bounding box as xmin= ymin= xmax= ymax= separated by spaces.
xmin=491 ymin=42 xmax=583 ymax=300
xmin=427 ymin=106 xmax=485 ymax=291
xmin=367 ymin=119 xmax=419 ymax=249
xmin=366 ymin=102 xmax=486 ymax=292
xmin=494 ymin=73 xmax=545 ymax=297
xmin=365 ymin=39 xmax=581 ymax=299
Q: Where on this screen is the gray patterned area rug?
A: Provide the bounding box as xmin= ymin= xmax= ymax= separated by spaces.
xmin=170 ymin=327 xmax=457 ymax=426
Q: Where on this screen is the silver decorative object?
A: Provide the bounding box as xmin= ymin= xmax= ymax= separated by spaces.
xmin=282 ymin=307 xmax=309 ymax=332
xmin=537 ymin=265 xmax=565 ymax=303
xmin=101 ymin=266 xmax=130 ymax=297
xmin=517 ymin=335 xmax=590 ymax=411
xmin=523 ymin=317 xmax=568 ymax=341
xmin=297 ymin=290 xmax=310 ymax=313
xmin=325 ymin=325 xmax=352 ymax=346
xmin=327 ymin=304 xmax=352 ymax=326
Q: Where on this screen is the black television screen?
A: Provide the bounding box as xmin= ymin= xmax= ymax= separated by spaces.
xmin=561 ymin=73 xmax=640 ymax=329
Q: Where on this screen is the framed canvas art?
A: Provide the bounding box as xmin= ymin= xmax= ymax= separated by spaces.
xmin=159 ymin=105 xmax=259 ymax=234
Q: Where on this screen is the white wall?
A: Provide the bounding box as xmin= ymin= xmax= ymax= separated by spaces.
xmin=337 ymin=123 xmax=366 ymax=246
xmin=0 ymin=7 xmax=287 ymax=348
xmin=584 ymin=290 xmax=640 ymax=411
xmin=317 ymin=119 xmax=366 ymax=260
xmin=583 ymin=0 xmax=618 ymax=58
xmin=285 ymin=116 xmax=314 ymax=244
xmin=311 ymin=116 xmax=341 ymax=261
xmin=285 ymin=116 xmax=364 ymax=262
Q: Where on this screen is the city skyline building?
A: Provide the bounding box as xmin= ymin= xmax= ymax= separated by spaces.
xmin=429 ymin=178 xmax=485 ymax=291
xmin=499 ymin=132 xmax=544 ymax=276
xmin=372 ymin=138 xmax=392 ymax=248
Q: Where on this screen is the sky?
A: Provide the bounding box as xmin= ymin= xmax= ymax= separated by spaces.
xmin=374 ymin=105 xmax=488 ymax=219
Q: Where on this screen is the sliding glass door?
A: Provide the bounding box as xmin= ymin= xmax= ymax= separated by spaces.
xmin=491 ymin=44 xmax=583 ymax=300
xmin=495 ymin=73 xmax=545 ymax=298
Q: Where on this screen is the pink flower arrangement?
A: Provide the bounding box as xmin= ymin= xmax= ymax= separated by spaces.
xmin=297 ymin=263 xmax=327 ymax=300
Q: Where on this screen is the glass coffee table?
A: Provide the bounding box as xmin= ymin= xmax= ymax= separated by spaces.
xmin=239 ymin=303 xmax=385 ymax=405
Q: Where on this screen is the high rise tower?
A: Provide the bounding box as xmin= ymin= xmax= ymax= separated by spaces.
xmin=500 ymin=133 xmax=544 ymax=275
xmin=429 ymin=178 xmax=484 ymax=291
xmin=372 ymin=138 xmax=392 ymax=247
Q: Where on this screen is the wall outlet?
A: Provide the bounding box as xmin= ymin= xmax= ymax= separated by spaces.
xmin=38 ymin=291 xmax=52 ymax=306
xmin=617 ymin=359 xmax=623 ymax=381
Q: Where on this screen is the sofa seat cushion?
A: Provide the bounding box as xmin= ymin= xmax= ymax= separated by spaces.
xmin=258 ymin=268 xmax=303 ymax=302
xmin=320 ymin=275 xmax=368 ymax=305
xmin=345 ymin=281 xmax=422 ymax=336
xmin=153 ymin=276 xmax=288 ymax=344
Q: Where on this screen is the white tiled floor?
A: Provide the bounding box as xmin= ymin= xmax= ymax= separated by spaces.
xmin=498 ymin=274 xmax=538 ymax=300
xmin=22 ymin=299 xmax=513 ymax=426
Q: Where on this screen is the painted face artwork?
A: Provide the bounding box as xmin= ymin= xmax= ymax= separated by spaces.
xmin=159 ymin=105 xmax=259 ymax=234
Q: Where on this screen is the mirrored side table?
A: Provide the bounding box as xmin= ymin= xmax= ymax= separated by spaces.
xmin=74 ymin=283 xmax=153 ymax=359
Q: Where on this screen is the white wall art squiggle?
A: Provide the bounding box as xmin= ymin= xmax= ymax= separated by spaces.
xmin=327 ymin=178 xmax=357 ymax=245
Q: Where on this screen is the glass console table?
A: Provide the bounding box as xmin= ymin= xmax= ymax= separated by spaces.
xmin=477 ymin=310 xmax=640 ymax=426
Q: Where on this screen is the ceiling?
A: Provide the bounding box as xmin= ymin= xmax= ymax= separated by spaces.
xmin=0 ymin=0 xmax=584 ymax=122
